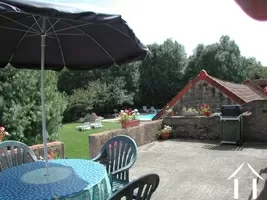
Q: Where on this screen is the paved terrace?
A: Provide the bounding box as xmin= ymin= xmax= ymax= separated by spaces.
xmin=130 ymin=140 xmax=267 ymax=200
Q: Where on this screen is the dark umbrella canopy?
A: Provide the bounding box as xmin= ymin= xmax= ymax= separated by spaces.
xmin=0 ymin=0 xmax=149 ymax=70
xmin=0 ymin=0 xmax=149 ymax=175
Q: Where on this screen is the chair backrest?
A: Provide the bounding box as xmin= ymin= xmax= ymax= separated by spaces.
xmin=0 ymin=140 xmax=38 ymax=172
xmin=83 ymin=122 xmax=90 ymax=126
xmin=99 ymin=135 xmax=137 ymax=181
xmin=108 ymin=173 xmax=160 ymax=200
xmin=95 ymin=118 xmax=102 ymax=124
xmin=143 ymin=106 xmax=148 ymax=110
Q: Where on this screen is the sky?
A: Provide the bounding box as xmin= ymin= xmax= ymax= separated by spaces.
xmin=56 ymin=0 xmax=267 ymax=65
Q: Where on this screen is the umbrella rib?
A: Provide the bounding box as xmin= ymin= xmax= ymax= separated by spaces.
xmin=45 ymin=19 xmax=60 ymax=34
xmin=0 ymin=13 xmax=39 ymax=33
xmin=46 ymin=21 xmax=93 ymax=34
xmin=46 ymin=35 xmax=57 ymax=40
xmin=47 ymin=18 xmax=66 ymax=67
xmin=104 ymin=24 xmax=131 ymax=38
xmin=59 ymin=20 xmax=116 ymax=63
xmin=25 ymin=33 xmax=42 ymax=37
xmin=32 ymin=15 xmax=42 ymax=32
xmin=8 ymin=17 xmax=42 ymax=63
xmin=0 ymin=25 xmax=37 ymax=33
xmin=48 ymin=33 xmax=86 ymax=36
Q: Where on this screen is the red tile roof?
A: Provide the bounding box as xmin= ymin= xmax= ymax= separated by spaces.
xmin=211 ymin=77 xmax=265 ymax=103
xmin=153 ymin=70 xmax=266 ymax=120
xmin=249 ymin=79 xmax=267 ymax=88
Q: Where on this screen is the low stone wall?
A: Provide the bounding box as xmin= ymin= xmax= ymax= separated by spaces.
xmin=163 ymin=99 xmax=267 ymax=143
xmin=89 ymin=120 xmax=162 ymax=158
xmin=30 ymin=141 xmax=64 ymax=159
xmin=163 ymin=116 xmax=220 ymax=140
xmin=243 ymin=100 xmax=267 ymax=142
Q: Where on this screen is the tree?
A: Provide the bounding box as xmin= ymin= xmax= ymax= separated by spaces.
xmin=0 ymin=66 xmax=67 ymax=145
xmin=242 ymin=57 xmax=267 ymax=79
xmin=184 ymin=35 xmax=245 ymax=83
xmin=139 ymin=39 xmax=187 ymax=106
xmin=57 ymin=69 xmax=101 ymax=95
xmin=64 ymin=77 xmax=134 ymax=121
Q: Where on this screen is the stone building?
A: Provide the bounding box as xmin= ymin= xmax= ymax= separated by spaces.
xmin=154 ymin=70 xmax=267 ymax=119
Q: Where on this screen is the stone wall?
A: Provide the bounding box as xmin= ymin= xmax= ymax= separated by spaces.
xmin=163 ymin=100 xmax=267 ymax=142
xmin=30 ymin=141 xmax=64 ymax=159
xmin=0 ymin=141 xmax=64 ymax=164
xmin=243 ymin=100 xmax=267 ymax=142
xmin=173 ymin=80 xmax=236 ymax=115
xmin=163 ymin=116 xmax=220 ymax=140
xmin=89 ymin=120 xmax=162 ymax=158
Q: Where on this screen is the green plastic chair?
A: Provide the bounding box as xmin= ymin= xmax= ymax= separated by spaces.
xmin=108 ymin=173 xmax=160 ymax=200
xmin=0 ymin=140 xmax=38 ymax=172
xmin=92 ymin=135 xmax=138 ymax=192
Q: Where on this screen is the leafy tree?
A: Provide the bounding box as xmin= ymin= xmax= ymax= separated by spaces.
xmin=184 ymin=35 xmax=245 ymax=83
xmin=64 ymin=78 xmax=134 ymax=121
xmin=0 ymin=66 xmax=67 ymax=145
xmin=139 ymin=39 xmax=187 ymax=106
xmin=242 ymin=57 xmax=267 ymax=79
xmin=57 ymin=69 xmax=101 ymax=95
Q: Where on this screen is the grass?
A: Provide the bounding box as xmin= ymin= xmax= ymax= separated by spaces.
xmin=59 ymin=122 xmax=121 ymax=159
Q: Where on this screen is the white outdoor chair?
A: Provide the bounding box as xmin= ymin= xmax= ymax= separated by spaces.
xmin=0 ymin=141 xmax=38 ymax=172
xmin=90 ymin=118 xmax=103 ymax=129
xmin=150 ymin=106 xmax=156 ymax=113
xmin=143 ymin=106 xmax=149 ymax=113
xmin=76 ymin=122 xmax=91 ymax=131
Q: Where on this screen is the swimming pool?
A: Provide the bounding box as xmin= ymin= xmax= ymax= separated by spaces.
xmin=136 ymin=113 xmax=157 ymax=121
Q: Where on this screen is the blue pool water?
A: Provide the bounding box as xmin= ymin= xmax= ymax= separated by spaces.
xmin=137 ymin=113 xmax=157 ymax=120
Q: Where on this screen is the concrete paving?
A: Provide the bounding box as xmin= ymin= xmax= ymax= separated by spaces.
xmin=130 ymin=140 xmax=267 ymax=200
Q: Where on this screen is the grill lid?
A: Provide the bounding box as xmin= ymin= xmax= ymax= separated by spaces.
xmin=220 ymin=105 xmax=244 ymax=116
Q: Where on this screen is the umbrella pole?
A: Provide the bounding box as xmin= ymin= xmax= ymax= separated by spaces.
xmin=41 ymin=17 xmax=49 ymax=175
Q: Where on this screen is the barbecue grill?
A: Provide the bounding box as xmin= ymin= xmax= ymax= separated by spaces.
xmin=219 ymin=105 xmax=245 ymax=145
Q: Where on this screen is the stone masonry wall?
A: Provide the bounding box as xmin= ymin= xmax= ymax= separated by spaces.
xmin=30 ymin=141 xmax=64 ymax=159
xmin=243 ymin=100 xmax=267 ymax=142
xmin=89 ymin=120 xmax=162 ymax=158
xmin=0 ymin=141 xmax=64 ymax=164
xmin=163 ymin=100 xmax=267 ymax=143
xmin=173 ymin=80 xmax=236 ymax=115
xmin=163 ymin=116 xmax=220 ymax=140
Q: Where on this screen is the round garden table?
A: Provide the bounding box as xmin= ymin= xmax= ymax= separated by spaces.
xmin=0 ymin=159 xmax=112 ymax=200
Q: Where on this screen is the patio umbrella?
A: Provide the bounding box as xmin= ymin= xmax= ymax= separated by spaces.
xmin=234 ymin=0 xmax=267 ymax=21
xmin=0 ymin=0 xmax=149 ymax=175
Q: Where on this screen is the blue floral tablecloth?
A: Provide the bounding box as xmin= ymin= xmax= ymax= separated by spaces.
xmin=0 ymin=159 xmax=112 ymax=200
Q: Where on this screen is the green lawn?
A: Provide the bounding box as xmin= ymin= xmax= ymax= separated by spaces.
xmin=59 ymin=122 xmax=121 ymax=159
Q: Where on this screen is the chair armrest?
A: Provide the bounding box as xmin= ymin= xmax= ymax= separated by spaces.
xmin=91 ymin=153 xmax=102 ymax=162
xmin=111 ymin=159 xmax=135 ymax=176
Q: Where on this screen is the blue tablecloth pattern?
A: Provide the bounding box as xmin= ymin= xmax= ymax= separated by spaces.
xmin=0 ymin=159 xmax=112 ymax=200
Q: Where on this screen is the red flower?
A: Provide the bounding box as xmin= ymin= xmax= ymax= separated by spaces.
xmin=48 ymin=152 xmax=54 ymax=160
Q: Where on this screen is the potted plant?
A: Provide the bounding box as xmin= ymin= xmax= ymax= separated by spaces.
xmin=182 ymin=107 xmax=199 ymax=116
xmin=157 ymin=125 xmax=172 ymax=140
xmin=120 ymin=109 xmax=140 ymax=128
xmin=166 ymin=105 xmax=174 ymax=117
xmin=199 ymin=104 xmax=212 ymax=116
